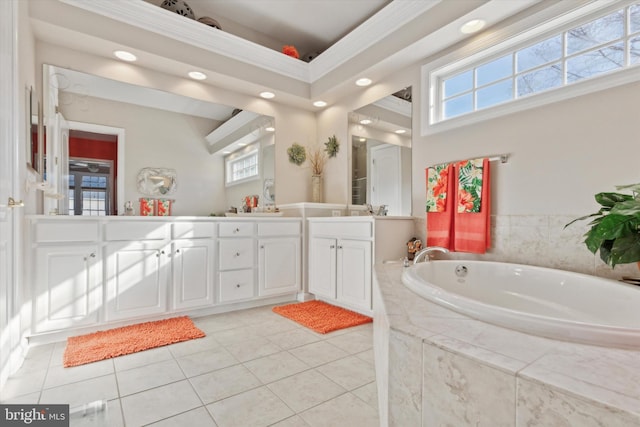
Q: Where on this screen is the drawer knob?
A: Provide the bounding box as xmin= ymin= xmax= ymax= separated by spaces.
xmin=176 ymin=249 xmax=180 ymax=254
xmin=260 ymin=245 xmax=264 ymax=249
xmin=234 ymin=228 xmax=240 ymax=233
xmin=235 ymin=252 xmax=240 ymax=257
xmin=236 ymin=284 xmax=241 ymax=288
xmin=90 ymin=252 xmax=96 ymax=258
xmin=330 ymin=245 xmax=335 ymax=249
xmin=338 ymin=245 xmax=343 ymax=249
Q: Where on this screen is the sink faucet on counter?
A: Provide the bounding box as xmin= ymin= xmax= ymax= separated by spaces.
xmin=413 ymin=246 xmax=450 ymax=264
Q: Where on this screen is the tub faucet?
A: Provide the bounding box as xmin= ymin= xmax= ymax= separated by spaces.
xmin=413 ymin=246 xmax=450 ymax=264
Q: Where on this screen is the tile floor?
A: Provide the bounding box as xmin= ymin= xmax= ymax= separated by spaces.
xmin=0 ymin=304 xmax=379 ymax=427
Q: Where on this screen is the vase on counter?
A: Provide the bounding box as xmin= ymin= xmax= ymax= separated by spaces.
xmin=311 ymin=174 xmax=323 ymax=203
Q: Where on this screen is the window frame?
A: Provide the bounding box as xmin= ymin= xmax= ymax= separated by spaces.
xmin=225 ymin=146 xmax=260 ymax=187
xmin=423 ymin=0 xmax=640 ymax=135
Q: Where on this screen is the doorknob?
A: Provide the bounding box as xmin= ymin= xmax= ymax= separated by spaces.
xmin=8 ymin=197 xmax=24 ymax=208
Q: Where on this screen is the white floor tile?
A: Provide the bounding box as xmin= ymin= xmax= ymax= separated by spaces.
xmin=40 ymin=374 xmax=119 ymax=407
xmin=267 ymin=369 xmax=346 ymax=413
xmin=299 ymin=392 xmax=379 ymax=427
xmin=206 ymin=386 xmax=294 ymax=427
xmin=190 ymin=364 xmax=262 ymax=404
xmin=116 ymin=359 xmax=186 ymax=396
xmin=176 ymin=347 xmax=238 ymax=378
xmin=147 ymin=406 xmax=218 ymax=427
xmin=120 ymin=380 xmax=202 ymax=426
xmin=288 ymin=341 xmax=350 ymax=368
xmin=315 ymin=355 xmax=376 ymax=391
xmin=243 ymin=351 xmax=309 ymax=384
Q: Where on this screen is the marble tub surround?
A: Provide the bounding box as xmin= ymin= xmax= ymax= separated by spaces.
xmin=373 ymin=264 xmax=640 ymax=427
xmin=415 ymin=214 xmax=640 ymax=281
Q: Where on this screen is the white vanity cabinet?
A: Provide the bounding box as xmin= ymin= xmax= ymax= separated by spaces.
xmin=308 ymin=217 xmax=415 ymax=315
xmin=31 ymin=220 xmax=102 ymax=333
xmin=257 ymin=222 xmax=301 ymax=297
xmin=171 ymin=222 xmax=216 ymax=310
xmin=104 ymin=222 xmax=171 ymax=321
xmin=218 ymin=222 xmax=256 ymax=303
xmin=27 ymin=216 xmax=302 ymax=338
xmin=308 ymin=220 xmax=373 ymax=314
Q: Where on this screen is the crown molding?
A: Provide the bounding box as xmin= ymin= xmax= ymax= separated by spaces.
xmin=59 ymin=0 xmax=310 ymax=82
xmin=310 ymin=0 xmax=441 ymax=81
xmin=58 ymin=0 xmax=438 ymax=87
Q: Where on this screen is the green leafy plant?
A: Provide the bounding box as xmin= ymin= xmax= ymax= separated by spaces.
xmin=324 ymin=135 xmax=339 ymax=158
xmin=566 ymin=183 xmax=640 ymax=267
xmin=287 ymin=143 xmax=306 ymax=165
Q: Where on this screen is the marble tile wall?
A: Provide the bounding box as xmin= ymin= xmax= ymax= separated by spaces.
xmin=415 ymin=214 xmax=639 ymax=280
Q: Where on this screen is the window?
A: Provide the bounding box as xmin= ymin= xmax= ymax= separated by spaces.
xmin=226 ymin=149 xmax=259 ymax=186
xmin=431 ymin=2 xmax=640 ymax=125
xmin=67 ymin=159 xmax=113 ymax=215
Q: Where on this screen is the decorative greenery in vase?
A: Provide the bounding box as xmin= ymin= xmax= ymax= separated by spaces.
xmin=308 ymin=146 xmax=327 ymax=176
xmin=565 ymin=183 xmax=640 ymax=267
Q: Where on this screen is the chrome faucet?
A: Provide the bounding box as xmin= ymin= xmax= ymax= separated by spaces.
xmin=413 ymin=246 xmax=450 ymax=264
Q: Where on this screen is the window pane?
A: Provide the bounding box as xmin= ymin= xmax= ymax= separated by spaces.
xmin=476 ymin=79 xmax=513 ymax=110
xmin=632 ymin=36 xmax=640 ymax=65
xmin=516 ymin=35 xmax=562 ymax=72
xmin=443 ymin=70 xmax=472 ymax=98
xmin=567 ymin=42 xmax=624 ymax=83
xmin=567 ymin=10 xmax=624 ymax=55
xmin=443 ymin=93 xmax=472 ymax=119
xmin=517 ymin=63 xmax=563 ymax=97
xmin=476 ymin=54 xmax=512 ymax=86
xmin=631 ymin=4 xmax=640 ymax=34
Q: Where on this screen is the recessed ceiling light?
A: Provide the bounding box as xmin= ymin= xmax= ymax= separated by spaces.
xmin=260 ymin=91 xmax=275 ymax=99
xmin=313 ymin=100 xmax=327 ymax=107
xmin=238 ymin=143 xmax=247 ymax=147
xmin=395 ymin=129 xmax=407 ymax=134
xmin=360 ymin=118 xmax=372 ymax=125
xmin=188 ymin=71 xmax=207 ymax=80
xmin=356 ymin=78 xmax=372 ymax=87
xmin=222 ymin=151 xmax=231 ymax=154
xmin=460 ymin=19 xmax=486 ymax=34
xmin=359 ymin=137 xmax=366 ymax=142
xmin=114 ymin=50 xmax=137 ymax=62
xmin=265 ymin=126 xmax=275 ymax=132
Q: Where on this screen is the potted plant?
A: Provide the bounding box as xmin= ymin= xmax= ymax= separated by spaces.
xmin=566 ymin=183 xmax=640 ymax=268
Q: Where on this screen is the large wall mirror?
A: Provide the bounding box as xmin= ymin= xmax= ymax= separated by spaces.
xmin=42 ymin=64 xmax=274 ymax=216
xmin=349 ymin=87 xmax=412 ymax=216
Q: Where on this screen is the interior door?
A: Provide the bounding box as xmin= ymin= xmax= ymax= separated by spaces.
xmin=370 ymin=144 xmax=401 ymax=215
xmin=0 ymin=0 xmax=19 ymax=387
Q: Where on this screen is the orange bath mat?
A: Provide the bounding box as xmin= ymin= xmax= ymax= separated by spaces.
xmin=63 ymin=316 xmax=205 ymax=367
xmin=272 ymin=300 xmax=372 ymax=334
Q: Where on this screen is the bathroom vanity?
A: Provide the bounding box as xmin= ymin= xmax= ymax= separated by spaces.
xmin=307 ymin=216 xmax=414 ymax=315
xmin=26 ymin=216 xmax=301 ymax=340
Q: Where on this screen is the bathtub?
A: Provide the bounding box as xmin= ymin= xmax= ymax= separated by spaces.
xmin=401 ymin=260 xmax=640 ymax=349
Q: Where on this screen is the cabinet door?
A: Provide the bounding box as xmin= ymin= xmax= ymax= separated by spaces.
xmin=172 ymin=239 xmax=215 ymax=310
xmin=33 ymin=245 xmax=101 ymax=333
xmin=105 ymin=241 xmax=169 ymax=321
xmin=336 ymin=239 xmax=372 ymax=311
xmin=258 ymin=237 xmax=300 ymax=296
xmin=308 ymin=237 xmax=337 ymax=299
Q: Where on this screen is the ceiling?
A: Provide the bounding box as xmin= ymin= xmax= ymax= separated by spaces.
xmin=143 ymin=0 xmax=392 ymax=57
xmin=29 ymin=0 xmax=543 ymax=109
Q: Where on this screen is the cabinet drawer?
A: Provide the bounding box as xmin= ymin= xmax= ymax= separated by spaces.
xmin=219 ymin=269 xmax=255 ymax=302
xmin=219 ymin=222 xmax=254 ymax=237
xmin=257 ymin=221 xmax=300 ymax=237
xmin=172 ymin=222 xmax=215 ymax=239
xmin=219 ymin=239 xmax=254 ymax=270
xmin=105 ymin=221 xmax=168 ymax=241
xmin=34 ymin=220 xmax=99 ymax=243
xmin=309 ymin=221 xmax=372 ymax=239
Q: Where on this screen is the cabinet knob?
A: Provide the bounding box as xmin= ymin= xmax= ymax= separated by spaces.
xmin=234 ymin=228 xmax=240 ymax=233
xmin=90 ymin=252 xmax=96 ymax=258
xmin=338 ymin=245 xmax=343 ymax=249
xmin=260 ymin=245 xmax=264 ymax=249
xmin=330 ymin=245 xmax=336 ymax=249
xmin=236 ymin=284 xmax=241 ymax=288
xmin=176 ymin=249 xmax=180 ymax=254
xmin=235 ymin=252 xmax=240 ymax=257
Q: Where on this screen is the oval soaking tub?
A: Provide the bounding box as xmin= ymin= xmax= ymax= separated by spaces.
xmin=401 ymin=260 xmax=640 ymax=349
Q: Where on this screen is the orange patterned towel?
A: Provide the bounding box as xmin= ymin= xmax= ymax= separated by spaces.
xmin=272 ymin=300 xmax=372 ymax=334
xmin=426 ymin=163 xmax=455 ymax=250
